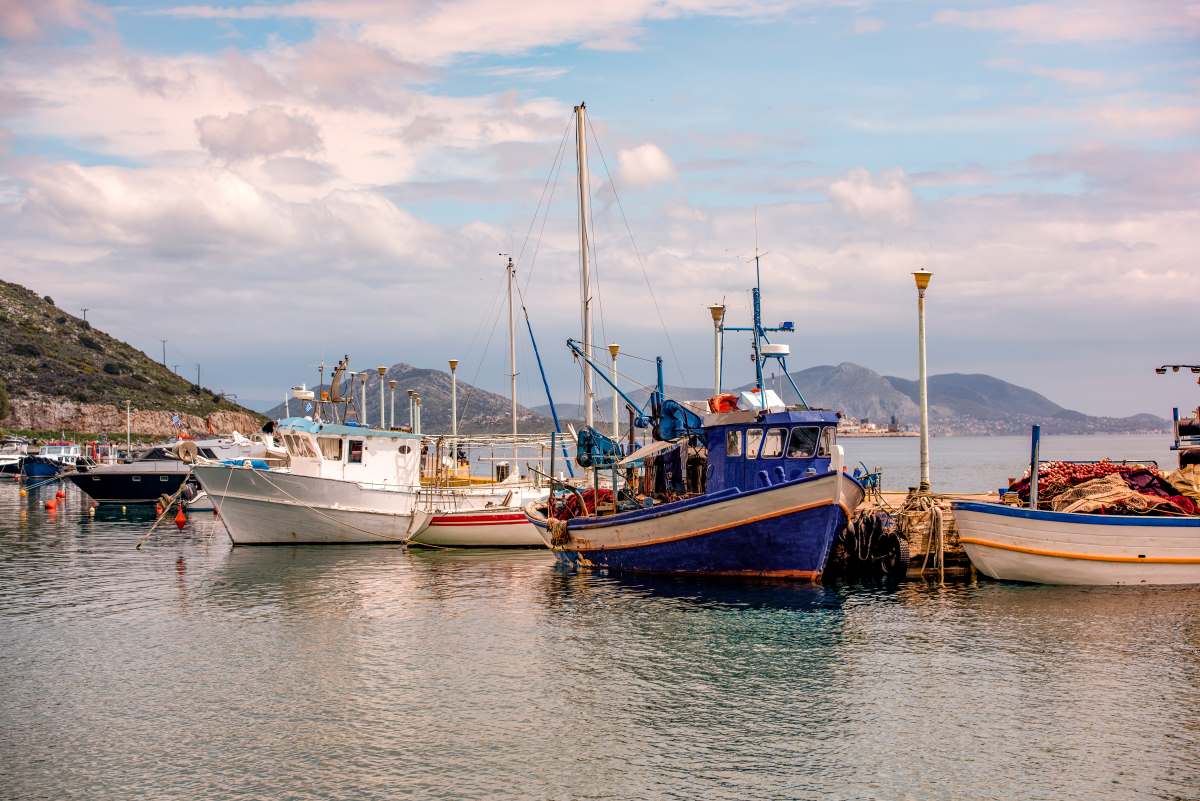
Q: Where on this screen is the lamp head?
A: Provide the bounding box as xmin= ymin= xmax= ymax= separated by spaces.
xmin=608 ymin=343 xmax=620 ymax=358
xmin=912 ymin=269 xmax=933 ymax=291
xmin=707 ymin=303 xmax=726 ymax=325
xmin=448 ymin=358 xmax=459 ymax=372
xmin=377 ymin=366 xmax=387 ymax=376
xmin=387 ymin=379 xmax=397 ymax=389
xmin=1156 ymin=367 xmax=1168 ymax=375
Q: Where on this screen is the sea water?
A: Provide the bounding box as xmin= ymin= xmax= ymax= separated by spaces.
xmin=1 ymin=434 xmax=1197 ymax=801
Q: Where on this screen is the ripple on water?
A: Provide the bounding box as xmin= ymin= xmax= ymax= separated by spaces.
xmin=1 ymin=481 xmax=1198 ymax=800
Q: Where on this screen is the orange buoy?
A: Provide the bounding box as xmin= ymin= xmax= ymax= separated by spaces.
xmin=18 ymin=488 xmax=27 ymax=497
xmin=56 ymin=489 xmax=65 ymax=499
xmin=174 ymin=507 xmax=187 ymax=528
xmin=45 ymin=499 xmax=56 ymax=510
xmin=155 ymin=504 xmax=163 ymax=516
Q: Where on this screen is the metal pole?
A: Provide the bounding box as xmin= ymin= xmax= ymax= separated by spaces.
xmin=408 ymin=390 xmax=415 ymax=431
xmin=575 ymin=101 xmax=594 ymax=430
xmin=160 ymin=339 xmax=167 ymax=366
xmin=1029 ymin=424 xmax=1041 ymax=509
xmin=448 ymin=359 xmax=458 ymax=474
xmin=414 ymin=395 xmax=422 ymax=435
xmin=377 ymin=367 xmax=387 ymax=429
xmin=608 ymin=343 xmax=620 ymax=441
xmin=125 ymin=400 xmax=131 ymax=454
xmin=195 ymin=363 xmax=200 ymax=389
xmin=708 ymin=304 xmax=725 ymax=395
xmin=284 ymin=391 xmax=290 ymax=418
xmin=506 ymin=257 xmax=518 ymax=469
xmin=913 ymin=269 xmax=933 ymax=492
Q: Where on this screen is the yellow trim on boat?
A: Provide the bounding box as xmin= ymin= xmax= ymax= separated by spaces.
xmin=959 ymin=536 xmax=1200 ymax=565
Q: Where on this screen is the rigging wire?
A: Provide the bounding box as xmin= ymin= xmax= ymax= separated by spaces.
xmin=585 ymin=117 xmax=687 ymax=389
xmin=517 ymin=115 xmax=573 ymax=287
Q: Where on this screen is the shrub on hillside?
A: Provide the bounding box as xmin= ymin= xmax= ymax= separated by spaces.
xmin=102 ymin=362 xmax=125 ymax=375
xmin=79 ymin=335 xmax=102 ymax=351
xmin=43 ymin=295 xmax=54 ymax=305
xmin=12 ymin=343 xmax=41 ymax=358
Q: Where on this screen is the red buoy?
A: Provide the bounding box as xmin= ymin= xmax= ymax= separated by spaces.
xmin=56 ymin=489 xmax=65 ymax=499
xmin=174 ymin=507 xmax=187 ymax=528
xmin=155 ymin=504 xmax=163 ymax=516
xmin=45 ymin=499 xmax=56 ymax=511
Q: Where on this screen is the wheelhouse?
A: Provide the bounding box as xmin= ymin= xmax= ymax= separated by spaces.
xmin=273 ymin=417 xmax=422 ymax=489
xmin=704 ymin=409 xmax=841 ymax=492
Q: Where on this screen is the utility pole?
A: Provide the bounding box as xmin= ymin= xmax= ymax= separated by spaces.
xmin=81 ymin=308 xmax=89 ymax=322
xmin=160 ymin=339 xmax=167 ymax=366
xmin=195 ymin=363 xmax=201 ymax=389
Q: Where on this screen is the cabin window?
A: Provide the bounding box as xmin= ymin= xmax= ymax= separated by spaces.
xmin=725 ymin=430 xmax=742 ymax=458
xmin=819 ymin=427 xmax=834 ymax=457
xmin=159 ymin=475 xmax=168 ymax=482
xmin=398 ymin=444 xmax=412 ymax=455
xmin=787 ymin=427 xmax=820 ymax=458
xmin=199 ymin=448 xmax=217 ymax=459
xmin=318 ymin=437 xmax=343 ymax=461
xmin=348 ymin=439 xmax=364 ymax=464
xmin=761 ymin=428 xmax=785 ymax=458
xmin=745 ymin=428 xmax=764 ymax=459
xmin=132 ymin=476 xmax=141 ymax=482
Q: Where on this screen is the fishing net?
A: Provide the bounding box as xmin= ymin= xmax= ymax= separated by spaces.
xmin=1051 ymin=474 xmax=1194 ymax=516
xmin=1166 ymin=464 xmax=1200 ymax=504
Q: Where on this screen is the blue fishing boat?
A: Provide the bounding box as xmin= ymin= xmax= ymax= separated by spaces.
xmin=523 ymin=101 xmax=862 ymax=579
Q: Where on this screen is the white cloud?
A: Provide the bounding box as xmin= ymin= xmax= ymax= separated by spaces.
xmin=827 ymin=168 xmax=915 ymax=223
xmin=195 ymin=105 xmax=323 ymax=160
xmin=934 ymin=1 xmax=1200 ymax=43
xmin=617 ymin=143 xmax=676 ymax=186
xmin=0 ymin=0 xmax=106 ymax=40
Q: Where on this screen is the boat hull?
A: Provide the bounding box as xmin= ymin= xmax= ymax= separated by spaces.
xmin=193 ymin=464 xmax=423 ymax=545
xmin=529 ymin=472 xmax=862 ymax=579
xmin=954 ymin=501 xmax=1200 ymax=586
xmin=66 ymin=470 xmax=190 ymax=504
xmin=409 ymin=509 xmax=544 ymax=548
xmin=21 ymin=457 xmax=64 ymax=478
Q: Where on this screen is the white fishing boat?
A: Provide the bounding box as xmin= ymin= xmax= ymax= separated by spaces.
xmin=955 ymin=404 xmax=1200 ymax=586
xmin=955 ymin=503 xmax=1200 ymax=585
xmin=194 ymin=418 xmax=427 ymax=545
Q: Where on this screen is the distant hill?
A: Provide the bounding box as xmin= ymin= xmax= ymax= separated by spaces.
xmin=0 ymin=279 xmax=263 ymax=435
xmin=264 ymin=363 xmax=559 ymax=434
xmin=537 ymin=362 xmax=1168 ymax=436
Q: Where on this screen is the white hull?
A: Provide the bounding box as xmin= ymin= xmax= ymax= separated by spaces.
xmin=954 ymin=501 xmax=1200 ymax=586
xmin=194 ymin=464 xmax=424 ymax=545
xmin=408 ymin=508 xmax=544 ymax=548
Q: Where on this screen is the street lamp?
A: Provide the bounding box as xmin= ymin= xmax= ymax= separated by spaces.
xmin=913 ymin=269 xmax=933 ymax=492
xmin=377 ymin=366 xmax=387 ymax=429
xmin=707 ymin=304 xmax=726 ymax=395
xmin=387 ymin=379 xmax=397 ymax=429
xmin=608 ymin=343 xmax=620 ymax=440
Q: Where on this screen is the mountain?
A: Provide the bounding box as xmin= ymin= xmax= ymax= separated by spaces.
xmin=264 ymin=363 xmax=559 ymax=434
xmin=541 ymin=362 xmax=1167 ymax=436
xmin=0 ymin=279 xmax=263 ymax=435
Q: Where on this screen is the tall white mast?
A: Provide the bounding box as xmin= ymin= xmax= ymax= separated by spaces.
xmin=575 ymin=101 xmax=595 ymax=431
xmin=506 ymin=255 xmax=519 ymax=472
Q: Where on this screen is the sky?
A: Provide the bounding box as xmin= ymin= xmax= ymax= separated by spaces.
xmin=0 ymin=0 xmax=1197 ymax=417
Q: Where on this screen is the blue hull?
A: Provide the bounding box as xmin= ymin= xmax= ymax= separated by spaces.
xmin=22 ymin=458 xmax=63 ymax=478
xmin=546 ymin=501 xmax=849 ymax=579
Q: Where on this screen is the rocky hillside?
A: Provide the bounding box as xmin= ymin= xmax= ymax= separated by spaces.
xmin=0 ymin=279 xmax=264 ymax=435
xmin=264 ymin=363 xmax=559 ymax=434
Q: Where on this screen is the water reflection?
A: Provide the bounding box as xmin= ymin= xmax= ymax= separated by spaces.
xmin=2 ymin=480 xmax=1199 ymax=801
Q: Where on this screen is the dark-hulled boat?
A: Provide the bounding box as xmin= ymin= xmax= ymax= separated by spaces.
xmin=66 ymin=447 xmax=192 ymax=504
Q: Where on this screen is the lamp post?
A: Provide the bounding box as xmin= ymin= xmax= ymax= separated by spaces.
xmin=407 ymin=390 xmax=416 ymax=431
xmin=608 ymin=343 xmax=620 ymax=440
xmin=377 ymin=366 xmax=387 ymax=429
xmin=708 ymin=304 xmax=726 ymax=395
xmin=448 ymin=359 xmax=459 ymax=438
xmin=913 ymin=269 xmax=933 ymax=492
xmin=414 ymin=393 xmax=422 ymax=435
xmin=387 ymin=379 xmax=397 ymax=429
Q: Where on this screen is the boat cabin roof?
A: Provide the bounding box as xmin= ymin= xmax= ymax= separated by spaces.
xmin=277 ymin=417 xmax=422 ymax=440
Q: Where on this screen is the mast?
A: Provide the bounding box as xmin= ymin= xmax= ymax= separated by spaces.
xmin=575 ymin=101 xmax=595 ymax=430
xmin=506 ymin=255 xmax=518 ymax=471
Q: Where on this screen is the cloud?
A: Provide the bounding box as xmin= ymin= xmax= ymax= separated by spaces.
xmin=195 ymin=105 xmax=323 ymax=160
xmin=934 ymin=1 xmax=1200 ymax=43
xmin=986 ymin=58 xmax=1113 ymax=88
xmin=475 ymin=65 xmax=569 ymax=81
xmin=617 ymin=143 xmax=676 ymax=186
xmin=852 ymin=16 xmax=884 ymax=34
xmin=828 ymin=168 xmax=915 ymax=223
xmin=0 ymin=0 xmax=106 ymax=41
